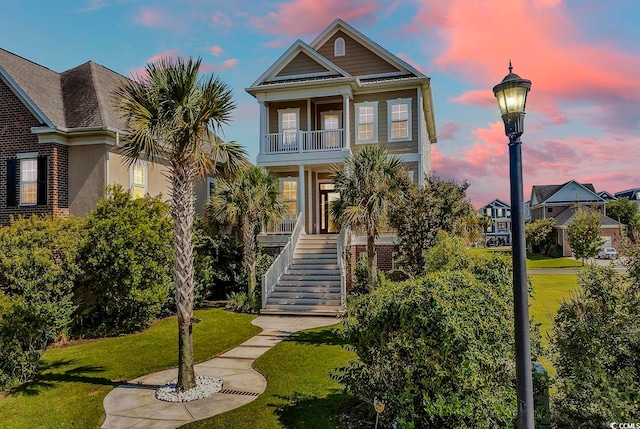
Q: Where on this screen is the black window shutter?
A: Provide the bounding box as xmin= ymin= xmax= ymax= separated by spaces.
xmin=37 ymin=156 xmax=47 ymax=205
xmin=6 ymin=158 xmax=17 ymax=207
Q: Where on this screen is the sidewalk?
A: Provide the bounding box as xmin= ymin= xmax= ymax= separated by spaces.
xmin=102 ymin=315 xmax=339 ymax=428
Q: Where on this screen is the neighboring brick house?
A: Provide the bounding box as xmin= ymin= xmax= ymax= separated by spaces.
xmin=529 ymin=180 xmax=622 ymax=257
xmin=0 ymin=48 xmax=215 ymax=224
xmin=478 ymin=199 xmax=511 ymax=245
xmin=246 ymin=19 xmax=437 ymax=312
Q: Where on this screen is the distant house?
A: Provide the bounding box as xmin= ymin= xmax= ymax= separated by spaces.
xmin=0 ymin=48 xmax=211 ymax=224
xmin=529 ymin=180 xmax=622 ymax=256
xmin=478 ymin=199 xmax=511 ymax=245
xmin=615 ymin=188 xmax=640 ymax=209
xmin=598 ymin=190 xmax=617 ymax=201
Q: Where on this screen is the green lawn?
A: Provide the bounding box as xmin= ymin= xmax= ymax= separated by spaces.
xmin=0 ymin=308 xmax=260 ymax=429
xmin=185 ymin=326 xmax=356 ymax=429
xmin=529 ymin=274 xmax=579 ymax=376
xmin=526 ymin=254 xmax=583 ymax=269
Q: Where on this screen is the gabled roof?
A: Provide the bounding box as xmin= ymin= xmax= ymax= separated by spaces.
xmin=250 ymin=39 xmax=350 ymax=88
xmin=530 ymin=180 xmax=601 ymax=206
xmin=0 ymin=47 xmax=127 ymax=131
xmin=310 ymin=19 xmax=424 ymax=78
xmin=479 ymin=198 xmax=510 ymax=211
xmin=552 ymin=206 xmax=620 ymax=228
xmin=598 ymin=190 xmax=617 ymax=200
xmin=615 ymin=188 xmax=640 ymax=201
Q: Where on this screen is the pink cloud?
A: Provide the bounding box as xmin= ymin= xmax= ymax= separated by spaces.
xmin=433 ymin=122 xmax=640 ymax=206
xmin=251 ymin=0 xmax=380 ymax=37
xmin=76 ymin=0 xmax=109 ymax=12
xmin=221 ymin=58 xmax=238 ymax=70
xmin=438 ymin=122 xmax=459 ymax=141
xmin=208 ymin=45 xmax=224 ymax=57
xmin=212 ymin=11 xmax=233 ymax=28
xmin=409 ymin=0 xmax=640 ymax=133
xmin=127 ymin=49 xmax=180 ymax=80
xmin=199 ymin=58 xmax=238 ymax=74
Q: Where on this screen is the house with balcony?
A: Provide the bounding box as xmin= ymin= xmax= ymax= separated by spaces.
xmin=478 ymin=199 xmax=511 ymax=246
xmin=246 ymin=19 xmax=437 ymax=314
xmin=529 ymin=180 xmax=622 ymax=257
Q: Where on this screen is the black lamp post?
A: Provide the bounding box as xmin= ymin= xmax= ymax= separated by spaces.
xmin=493 ymin=62 xmax=534 ymax=429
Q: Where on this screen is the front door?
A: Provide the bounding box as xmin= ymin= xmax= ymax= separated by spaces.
xmin=319 ymin=183 xmax=339 ymax=234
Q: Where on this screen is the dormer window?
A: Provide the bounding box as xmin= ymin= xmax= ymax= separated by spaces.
xmin=334 ymin=37 xmax=345 ymax=57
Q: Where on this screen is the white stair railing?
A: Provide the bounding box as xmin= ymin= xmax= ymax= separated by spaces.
xmin=337 ymin=225 xmax=351 ymax=309
xmin=261 ymin=212 xmax=304 ymax=308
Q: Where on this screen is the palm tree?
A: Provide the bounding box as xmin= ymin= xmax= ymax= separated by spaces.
xmin=205 ymin=166 xmax=286 ymax=298
xmin=331 ymin=146 xmax=404 ymax=289
xmin=479 ymin=214 xmax=493 ymax=247
xmin=114 ymin=57 xmax=246 ymax=392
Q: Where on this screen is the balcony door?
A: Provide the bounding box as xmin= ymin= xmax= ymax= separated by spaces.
xmin=319 ymin=183 xmax=339 ymax=234
xmin=321 ymin=111 xmax=342 ymax=149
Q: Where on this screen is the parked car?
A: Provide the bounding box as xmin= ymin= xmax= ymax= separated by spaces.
xmin=597 ymin=247 xmax=618 ymax=260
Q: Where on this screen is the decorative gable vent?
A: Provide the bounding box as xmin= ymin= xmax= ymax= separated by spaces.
xmin=334 ymin=37 xmax=345 ymax=57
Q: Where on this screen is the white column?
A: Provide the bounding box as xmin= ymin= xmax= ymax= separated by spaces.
xmin=343 ymin=94 xmax=350 ymax=150
xmin=298 ymin=164 xmax=305 ymax=230
xmin=307 ymin=169 xmax=312 ymax=234
xmin=315 ymin=171 xmax=320 ymax=234
xmin=259 ymin=101 xmax=267 ymax=153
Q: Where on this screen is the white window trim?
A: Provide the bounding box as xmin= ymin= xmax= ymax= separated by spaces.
xmin=19 ymin=154 xmax=38 ymax=206
xmin=334 ymin=37 xmax=345 ymax=57
xmin=279 ymin=177 xmax=299 ymax=214
xmin=387 ymin=98 xmax=412 ymax=142
xmin=278 ymin=108 xmax=301 ymax=146
xmin=130 ymin=160 xmax=147 ymax=198
xmin=355 ymin=101 xmax=378 ymax=144
xmin=320 ymin=110 xmax=343 ymax=130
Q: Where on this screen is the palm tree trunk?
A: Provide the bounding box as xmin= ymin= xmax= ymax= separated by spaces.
xmin=242 ymin=221 xmax=258 ymax=297
xmin=172 ymin=164 xmax=196 ymax=392
xmin=367 ymin=234 xmax=377 ymax=289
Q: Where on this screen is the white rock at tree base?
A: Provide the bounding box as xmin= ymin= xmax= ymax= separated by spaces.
xmin=155 ymin=376 xmax=223 ymax=402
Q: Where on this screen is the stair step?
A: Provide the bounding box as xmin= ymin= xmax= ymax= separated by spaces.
xmin=290 ymin=263 xmax=339 ymax=270
xmin=285 ymin=269 xmax=340 ymax=276
xmin=269 ymin=288 xmax=340 ymax=299
xmin=267 ymin=297 xmax=341 ymax=305
xmin=280 ymin=274 xmax=340 ymax=281
xmin=273 ymin=286 xmax=341 ymax=293
xmin=293 ymin=253 xmax=338 ymax=259
xmin=260 ymin=308 xmax=342 ymax=316
xmin=278 ymin=279 xmax=341 ymax=286
xmin=295 ymin=246 xmax=337 ymax=252
xmin=292 ymin=257 xmax=337 ymax=263
xmin=264 ymin=304 xmax=343 ymax=312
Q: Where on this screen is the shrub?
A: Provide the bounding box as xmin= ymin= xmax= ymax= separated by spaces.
xmin=193 ymin=217 xmax=243 ymax=304
xmin=337 ymin=233 xmax=541 ymax=428
xmin=0 ymin=215 xmax=83 ymax=389
xmin=227 ymin=253 xmax=274 ymax=314
xmin=525 ymin=218 xmax=556 ymax=256
xmin=77 ymin=186 xmax=173 ymax=335
xmin=550 ymin=264 xmax=640 ymax=427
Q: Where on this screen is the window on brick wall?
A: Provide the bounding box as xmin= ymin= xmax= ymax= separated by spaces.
xmin=6 ymin=154 xmax=47 ymax=207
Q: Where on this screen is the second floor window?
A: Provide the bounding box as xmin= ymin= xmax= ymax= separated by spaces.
xmin=388 ymin=98 xmax=411 ymax=142
xmin=278 ymin=108 xmax=299 ymax=146
xmin=355 ymin=101 xmax=378 ymax=144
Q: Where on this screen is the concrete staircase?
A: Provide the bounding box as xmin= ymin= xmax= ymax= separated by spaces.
xmin=261 ymin=234 xmax=343 ymax=316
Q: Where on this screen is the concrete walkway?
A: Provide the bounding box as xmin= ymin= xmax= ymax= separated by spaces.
xmin=102 ymin=315 xmax=339 ymax=428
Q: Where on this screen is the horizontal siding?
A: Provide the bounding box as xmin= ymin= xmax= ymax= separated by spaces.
xmin=316 ymin=30 xmax=400 ymax=76
xmin=268 ymin=100 xmax=308 ymax=133
xmin=351 ymin=89 xmax=418 ymax=154
xmin=275 ymin=52 xmax=329 ymax=78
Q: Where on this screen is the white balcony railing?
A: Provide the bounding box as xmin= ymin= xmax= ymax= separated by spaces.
xmin=261 ymin=212 xmax=304 ymax=308
xmin=264 ymin=213 xmax=298 ymax=234
xmin=337 ymin=224 xmax=351 ymax=309
xmin=264 ymin=129 xmax=344 ymax=154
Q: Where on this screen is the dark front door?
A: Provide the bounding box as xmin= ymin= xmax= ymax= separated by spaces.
xmin=319 ymin=184 xmax=339 ymax=234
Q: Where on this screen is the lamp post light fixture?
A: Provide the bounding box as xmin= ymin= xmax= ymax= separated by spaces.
xmin=493 ymin=62 xmax=534 ymax=429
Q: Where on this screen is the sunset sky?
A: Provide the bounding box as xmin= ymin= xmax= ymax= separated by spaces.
xmin=2 ymin=0 xmax=638 ymax=207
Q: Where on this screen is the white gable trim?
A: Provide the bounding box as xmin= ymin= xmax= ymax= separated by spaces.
xmin=250 ymin=40 xmax=350 ymax=88
xmin=310 ymin=19 xmax=425 ymax=78
xmin=0 ymin=66 xmax=54 ymax=128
